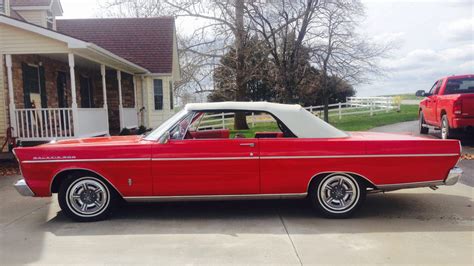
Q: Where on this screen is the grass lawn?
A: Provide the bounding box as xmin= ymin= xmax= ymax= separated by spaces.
xmin=330 ymin=105 xmax=419 ymax=131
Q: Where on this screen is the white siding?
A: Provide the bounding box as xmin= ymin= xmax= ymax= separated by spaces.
xmin=144 ymin=76 xmax=175 ymax=129
xmin=16 ymin=10 xmax=47 ymax=28
xmin=0 ymin=24 xmax=69 ymax=54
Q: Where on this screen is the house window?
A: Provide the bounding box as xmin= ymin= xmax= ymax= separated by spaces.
xmin=22 ymin=63 xmax=47 ymax=108
xmin=154 ymin=79 xmax=163 ymax=110
xmin=0 ymin=1 xmax=5 ymax=14
xmin=169 ymin=81 xmax=174 ymax=110
xmin=46 ymin=10 xmax=54 ymax=29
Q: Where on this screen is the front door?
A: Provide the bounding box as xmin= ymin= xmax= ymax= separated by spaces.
xmin=150 ymin=111 xmax=260 ymax=196
xmin=152 ymin=139 xmax=260 ymax=196
xmin=79 ymin=76 xmax=94 ymax=108
xmin=424 ymin=81 xmax=440 ymax=124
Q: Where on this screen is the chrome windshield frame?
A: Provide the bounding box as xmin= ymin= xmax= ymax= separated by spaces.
xmin=143 ymin=109 xmax=192 ymax=141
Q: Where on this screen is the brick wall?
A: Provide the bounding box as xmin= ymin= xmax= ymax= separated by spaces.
xmin=5 ymin=54 xmax=105 ymax=109
xmin=3 ymin=54 xmax=136 ymax=134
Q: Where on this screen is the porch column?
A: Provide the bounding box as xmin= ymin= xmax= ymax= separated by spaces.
xmin=68 ymin=53 xmax=79 ymax=137
xmin=133 ymin=75 xmax=139 ymax=126
xmin=101 ymin=65 xmax=110 ymax=135
xmin=133 ymin=76 xmax=138 ymax=109
xmin=141 ymin=76 xmax=148 ymax=127
xmin=5 ymin=55 xmax=16 ymax=137
xmin=117 ymin=70 xmax=123 ymax=130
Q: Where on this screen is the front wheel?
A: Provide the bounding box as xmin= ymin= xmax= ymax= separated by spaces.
xmin=58 ymin=175 xmax=117 ymax=222
xmin=309 ymin=173 xmax=366 ymax=218
xmin=419 ymin=112 xmax=429 ymax=134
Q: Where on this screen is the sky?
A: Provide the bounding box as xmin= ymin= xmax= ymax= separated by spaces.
xmin=58 ymin=0 xmax=474 ymax=97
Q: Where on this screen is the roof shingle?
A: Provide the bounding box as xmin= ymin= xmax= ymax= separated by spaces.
xmin=56 ymin=17 xmax=175 ymax=74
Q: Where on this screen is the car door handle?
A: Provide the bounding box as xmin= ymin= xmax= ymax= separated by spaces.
xmin=240 ymin=143 xmax=255 ymax=147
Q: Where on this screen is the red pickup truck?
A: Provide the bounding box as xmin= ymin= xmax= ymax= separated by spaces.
xmin=418 ymin=74 xmax=474 ymax=139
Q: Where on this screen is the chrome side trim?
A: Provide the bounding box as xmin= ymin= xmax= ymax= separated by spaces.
xmin=14 ymin=179 xmax=35 ymax=197
xmin=261 ymin=153 xmax=460 ymax=160
xmin=23 ymin=158 xmax=150 ymax=164
xmin=377 ymin=167 xmax=463 ymax=191
xmin=123 ymin=193 xmax=308 ymax=202
xmin=49 ymin=167 xmax=125 ymax=198
xmin=22 ymin=153 xmax=459 ymax=164
xmin=152 ymin=157 xmax=257 ymax=161
xmin=377 ymin=180 xmax=445 ymax=191
xmin=306 ymin=171 xmax=377 ymax=191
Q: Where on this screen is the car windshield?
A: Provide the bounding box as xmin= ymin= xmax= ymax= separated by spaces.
xmin=144 ymin=110 xmax=190 ymax=140
xmin=445 ymin=78 xmax=474 ymax=95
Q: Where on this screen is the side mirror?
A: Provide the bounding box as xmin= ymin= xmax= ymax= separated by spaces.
xmin=158 ymin=131 xmax=170 ymax=144
xmin=415 ymin=90 xmax=426 ymax=97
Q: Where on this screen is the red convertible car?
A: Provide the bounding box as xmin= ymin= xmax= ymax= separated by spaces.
xmin=13 ymin=102 xmax=462 ymax=221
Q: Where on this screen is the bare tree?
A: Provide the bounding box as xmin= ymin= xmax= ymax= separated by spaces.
xmin=311 ymin=0 xmax=392 ymax=122
xmin=247 ymin=0 xmax=322 ymax=103
xmin=165 ymin=0 xmax=260 ymax=129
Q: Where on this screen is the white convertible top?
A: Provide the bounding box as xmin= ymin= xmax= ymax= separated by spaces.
xmin=185 ymin=102 xmax=348 ymax=138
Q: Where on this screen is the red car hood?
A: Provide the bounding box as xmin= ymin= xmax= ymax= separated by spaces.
xmin=41 ymin=135 xmax=145 ymax=147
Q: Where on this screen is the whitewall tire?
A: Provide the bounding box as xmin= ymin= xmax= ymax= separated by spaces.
xmin=310 ymin=173 xmax=366 ymax=218
xmin=58 ymin=174 xmax=117 ymax=222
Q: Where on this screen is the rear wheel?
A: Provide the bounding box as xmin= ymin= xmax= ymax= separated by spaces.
xmin=309 ymin=173 xmax=366 ymax=218
xmin=419 ymin=112 xmax=429 ymax=134
xmin=441 ymin=114 xmax=452 ymax=140
xmin=58 ymin=174 xmax=118 ymax=222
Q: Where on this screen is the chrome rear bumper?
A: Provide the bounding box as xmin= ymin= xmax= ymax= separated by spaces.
xmin=14 ymin=179 xmax=35 ymax=197
xmin=444 ymin=166 xmax=463 ymax=186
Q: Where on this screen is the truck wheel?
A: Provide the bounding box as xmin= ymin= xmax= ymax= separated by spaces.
xmin=419 ymin=112 xmax=429 ymax=134
xmin=441 ymin=115 xmax=452 ymax=140
xmin=309 ymin=173 xmax=366 ymax=218
xmin=58 ymin=174 xmax=118 ymax=222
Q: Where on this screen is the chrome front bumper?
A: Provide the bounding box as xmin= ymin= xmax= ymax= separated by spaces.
xmin=444 ymin=167 xmax=463 ymax=186
xmin=14 ymin=179 xmax=35 ymax=197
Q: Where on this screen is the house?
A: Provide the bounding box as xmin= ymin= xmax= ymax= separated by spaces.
xmin=0 ymin=0 xmax=180 ymax=148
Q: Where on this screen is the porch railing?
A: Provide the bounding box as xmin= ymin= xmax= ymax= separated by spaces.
xmin=15 ymin=108 xmax=74 ymax=141
xmin=121 ymin=108 xmax=138 ymax=129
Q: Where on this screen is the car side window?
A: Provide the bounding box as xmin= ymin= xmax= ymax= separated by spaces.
xmin=428 ymin=81 xmax=438 ymax=95
xmin=184 ymin=110 xmax=292 ymax=140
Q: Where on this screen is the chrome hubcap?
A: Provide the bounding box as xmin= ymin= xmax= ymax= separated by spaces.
xmin=319 ymin=174 xmax=359 ymax=212
xmin=67 ymin=178 xmax=109 ymax=216
xmin=442 ymin=120 xmax=448 ymax=139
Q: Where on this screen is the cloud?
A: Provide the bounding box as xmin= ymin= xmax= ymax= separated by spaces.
xmin=357 ymin=44 xmax=474 ymax=96
xmin=439 ymin=17 xmax=474 ymax=42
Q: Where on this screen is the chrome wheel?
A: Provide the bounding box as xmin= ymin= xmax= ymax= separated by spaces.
xmin=66 ymin=177 xmax=110 ymax=217
xmin=317 ymin=174 xmax=360 ymax=214
xmin=441 ymin=116 xmax=449 ymax=139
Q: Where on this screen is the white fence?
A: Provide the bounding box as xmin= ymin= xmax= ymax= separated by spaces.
xmin=306 ymin=97 xmax=399 ymax=119
xmin=195 ymin=97 xmax=400 ymax=130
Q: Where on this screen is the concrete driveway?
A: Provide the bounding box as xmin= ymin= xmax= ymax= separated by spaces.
xmin=1 ymin=121 xmax=473 ymax=264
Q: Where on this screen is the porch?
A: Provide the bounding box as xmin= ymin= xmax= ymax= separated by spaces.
xmin=5 ymin=53 xmax=141 ymax=142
